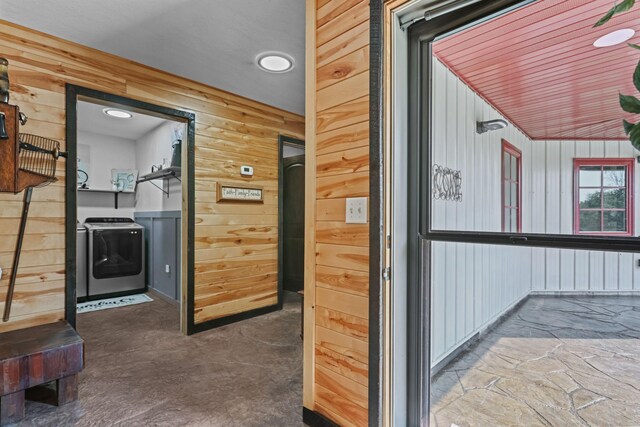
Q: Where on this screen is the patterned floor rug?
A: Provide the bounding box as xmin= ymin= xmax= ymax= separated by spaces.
xmin=77 ymin=294 xmax=153 ymax=314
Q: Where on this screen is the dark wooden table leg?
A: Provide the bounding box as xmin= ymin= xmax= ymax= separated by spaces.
xmin=56 ymin=374 xmax=78 ymax=406
xmin=0 ymin=390 xmax=25 ymax=425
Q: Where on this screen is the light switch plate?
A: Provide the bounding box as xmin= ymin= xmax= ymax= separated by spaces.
xmin=346 ymin=197 xmax=368 ymax=224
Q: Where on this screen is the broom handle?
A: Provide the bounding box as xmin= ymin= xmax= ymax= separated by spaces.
xmin=3 ymin=187 xmax=33 ymax=322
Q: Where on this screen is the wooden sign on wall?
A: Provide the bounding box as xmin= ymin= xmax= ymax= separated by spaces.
xmin=216 ymin=182 xmax=263 ymax=203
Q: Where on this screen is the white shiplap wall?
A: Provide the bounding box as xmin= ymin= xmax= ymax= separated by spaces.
xmin=430 ymin=58 xmax=640 ymax=366
xmin=529 ymin=140 xmax=640 ymax=292
xmin=431 ymin=59 xmax=533 ymax=365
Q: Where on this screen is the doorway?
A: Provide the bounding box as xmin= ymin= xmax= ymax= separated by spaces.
xmin=65 ymin=85 xmax=196 ymax=334
xmin=388 ymin=0 xmax=640 ymax=424
xmin=278 ymin=135 xmax=305 ymax=303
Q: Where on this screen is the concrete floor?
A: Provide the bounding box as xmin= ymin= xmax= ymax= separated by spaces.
xmin=431 ymin=296 xmax=640 ymax=426
xmin=15 ymin=292 xmax=303 ymax=426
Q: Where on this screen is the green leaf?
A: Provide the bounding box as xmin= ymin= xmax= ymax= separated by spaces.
xmin=615 ymin=0 xmax=636 ymax=14
xmin=629 ymin=43 xmax=640 ymax=49
xmin=595 ymin=0 xmax=635 ymax=27
xmin=629 ymin=121 xmax=640 ymax=150
xmin=623 ymin=119 xmax=635 ymax=135
xmin=620 ymin=94 xmax=640 ymax=113
xmin=594 ymin=7 xmax=616 ymax=27
xmin=634 ymin=60 xmax=640 ymax=92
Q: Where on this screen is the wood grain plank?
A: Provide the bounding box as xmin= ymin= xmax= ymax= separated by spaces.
xmin=316 ymin=306 xmax=368 ymax=340
xmin=316 ymin=171 xmax=369 ymax=199
xmin=316 ymin=265 xmax=369 ymax=297
xmin=317 ymin=0 xmax=369 ymax=47
xmin=317 ymin=96 xmax=369 ymax=134
xmin=317 ymin=71 xmax=368 ymax=112
xmin=316 ymin=287 xmax=369 ymax=320
xmin=317 ymin=145 xmax=369 ymax=177
xmin=317 ymin=46 xmax=369 ymax=91
xmin=317 ymin=21 xmax=369 ymax=69
xmin=316 ymin=222 xmax=369 ymax=246
xmin=316 ymin=243 xmax=369 ymax=273
xmin=317 ymin=121 xmax=369 ymax=155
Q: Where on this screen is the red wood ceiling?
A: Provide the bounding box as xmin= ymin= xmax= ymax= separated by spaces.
xmin=432 ymin=0 xmax=640 ymax=141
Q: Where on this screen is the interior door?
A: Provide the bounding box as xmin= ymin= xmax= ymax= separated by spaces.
xmin=283 ymin=154 xmax=305 ymax=292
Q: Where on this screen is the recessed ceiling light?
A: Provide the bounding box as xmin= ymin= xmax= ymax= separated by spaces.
xmin=256 ymin=52 xmax=294 ymax=73
xmin=594 ymin=28 xmax=635 ymax=47
xmin=103 ymin=108 xmax=133 ymax=119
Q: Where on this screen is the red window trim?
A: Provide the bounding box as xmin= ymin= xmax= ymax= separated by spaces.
xmin=501 ymin=139 xmax=522 ymax=233
xmin=573 ymin=158 xmax=635 ymax=237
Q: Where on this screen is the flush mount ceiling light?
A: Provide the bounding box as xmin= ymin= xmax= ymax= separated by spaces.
xmin=256 ymin=52 xmax=294 ymax=73
xmin=593 ymin=29 xmax=635 ymax=47
xmin=103 ymin=108 xmax=133 ymax=119
xmin=476 ymin=119 xmax=508 ymax=134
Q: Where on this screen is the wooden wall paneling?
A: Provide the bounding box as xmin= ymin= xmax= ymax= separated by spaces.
xmin=0 ymin=19 xmax=303 ymax=334
xmin=306 ymin=0 xmax=374 ymax=424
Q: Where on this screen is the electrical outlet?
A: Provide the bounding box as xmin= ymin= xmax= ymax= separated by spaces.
xmin=165 ymin=264 xmax=171 ymax=274
xmin=346 ymin=197 xmax=367 ymax=224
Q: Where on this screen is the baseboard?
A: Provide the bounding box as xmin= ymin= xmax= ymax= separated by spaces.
xmin=530 ymin=290 xmax=640 ymax=296
xmin=188 ymin=304 xmax=279 ymax=334
xmin=147 ymin=288 xmax=179 ymax=307
xmin=303 ymin=407 xmax=340 ymax=427
xmin=431 ymin=293 xmax=530 ymax=377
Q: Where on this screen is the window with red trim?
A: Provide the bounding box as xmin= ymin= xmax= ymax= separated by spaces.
xmin=574 ymin=159 xmax=634 ymax=236
xmin=502 ymin=140 xmax=522 ymax=232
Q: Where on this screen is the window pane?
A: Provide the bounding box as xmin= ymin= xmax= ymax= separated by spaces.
xmin=510 ymin=155 xmax=517 ymax=181
xmin=511 ymin=209 xmax=517 ymax=231
xmin=579 ymin=189 xmax=601 ymax=209
xmin=603 ymin=211 xmax=626 ymax=232
xmin=603 ymin=188 xmax=626 ymax=209
xmin=504 ymin=181 xmax=511 ymax=206
xmin=579 ymin=166 xmax=601 ymax=187
xmin=510 ymin=182 xmax=517 ymax=206
xmin=603 ymin=166 xmax=626 ymax=187
xmin=504 ymin=152 xmax=510 ymax=180
xmin=504 ymin=208 xmax=511 ymax=230
xmin=579 ymin=211 xmax=601 ymax=232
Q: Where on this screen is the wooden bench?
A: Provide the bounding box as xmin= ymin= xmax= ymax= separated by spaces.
xmin=0 ymin=321 xmax=83 ymax=425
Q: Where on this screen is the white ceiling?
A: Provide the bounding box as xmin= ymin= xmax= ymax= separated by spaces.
xmin=78 ymin=100 xmax=169 ymax=140
xmin=0 ymin=0 xmax=305 ymax=114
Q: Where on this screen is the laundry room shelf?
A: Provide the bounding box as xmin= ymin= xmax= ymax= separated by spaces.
xmin=77 ymin=187 xmax=134 ymax=209
xmin=136 ymin=166 xmax=181 ymax=197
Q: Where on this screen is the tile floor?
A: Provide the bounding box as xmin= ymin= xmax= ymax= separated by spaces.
xmin=431 ymin=296 xmax=640 ymax=427
xmin=15 ymin=292 xmax=303 ymax=426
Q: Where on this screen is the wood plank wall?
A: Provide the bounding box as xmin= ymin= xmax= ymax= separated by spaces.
xmin=308 ymin=1 xmax=372 ymax=426
xmin=0 ymin=20 xmax=304 ymax=334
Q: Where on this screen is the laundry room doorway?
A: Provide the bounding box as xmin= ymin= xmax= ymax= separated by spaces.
xmin=65 ymin=85 xmax=195 ymax=335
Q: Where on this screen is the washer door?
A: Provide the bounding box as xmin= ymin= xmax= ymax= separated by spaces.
xmin=92 ymin=228 xmax=143 ymax=279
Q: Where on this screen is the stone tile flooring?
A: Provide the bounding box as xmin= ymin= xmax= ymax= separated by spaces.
xmin=431 ymin=296 xmax=640 ymax=427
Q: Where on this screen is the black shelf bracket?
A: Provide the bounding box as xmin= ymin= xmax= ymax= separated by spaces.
xmin=136 ymin=167 xmax=181 ymax=198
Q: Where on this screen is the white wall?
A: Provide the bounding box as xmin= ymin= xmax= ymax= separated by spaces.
xmin=529 ymin=139 xmax=640 ymax=292
xmin=430 ymin=59 xmax=533 ymax=365
xmin=430 ymin=58 xmax=640 ymax=366
xmin=77 ymin=131 xmax=136 ymax=222
xmin=135 ymin=121 xmax=183 ymax=212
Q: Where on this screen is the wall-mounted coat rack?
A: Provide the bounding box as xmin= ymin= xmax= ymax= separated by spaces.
xmin=0 ymin=58 xmax=68 ymax=322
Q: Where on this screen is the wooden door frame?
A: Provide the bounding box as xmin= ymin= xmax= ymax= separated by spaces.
xmin=64 ymin=84 xmax=197 ymax=335
xmin=278 ymin=134 xmax=305 ymax=309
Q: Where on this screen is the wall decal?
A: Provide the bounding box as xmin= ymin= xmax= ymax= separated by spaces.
xmin=432 ymin=164 xmax=462 ymax=202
